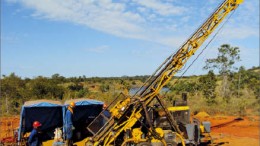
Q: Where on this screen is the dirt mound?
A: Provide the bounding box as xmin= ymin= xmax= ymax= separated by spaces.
xmin=194 ymin=111 xmax=210 ymax=118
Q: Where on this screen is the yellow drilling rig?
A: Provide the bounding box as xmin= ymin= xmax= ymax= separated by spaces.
xmin=85 ymin=0 xmax=243 ymax=145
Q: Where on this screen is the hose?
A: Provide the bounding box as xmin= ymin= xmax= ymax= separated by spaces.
xmin=176 ymin=133 xmax=185 ymax=146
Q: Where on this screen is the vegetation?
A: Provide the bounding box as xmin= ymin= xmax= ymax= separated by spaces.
xmin=1 ymin=44 xmax=259 ymax=117
xmin=198 ymin=70 xmax=217 ymax=105
xmin=204 ymin=44 xmax=240 ymax=102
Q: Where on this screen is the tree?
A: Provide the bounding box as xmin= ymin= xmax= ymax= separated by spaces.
xmin=76 ymin=88 xmax=89 ymax=98
xmin=100 ymin=84 xmax=110 ymax=93
xmin=29 ymin=76 xmax=65 ymax=99
xmin=51 ymin=73 xmax=65 ymax=84
xmin=68 ymin=83 xmax=84 ymax=91
xmin=199 ymin=71 xmax=217 ymax=105
xmin=0 ymin=73 xmax=26 ymax=114
xmin=120 ymin=80 xmax=131 ymax=91
xmin=170 ymin=80 xmax=199 ymax=95
xmin=246 ymin=68 xmax=260 ymax=99
xmin=230 ymin=66 xmax=247 ymax=97
xmin=204 ymin=44 xmax=240 ymax=101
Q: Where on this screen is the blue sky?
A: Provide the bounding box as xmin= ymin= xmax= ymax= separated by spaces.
xmin=1 ymin=0 xmax=259 ymax=78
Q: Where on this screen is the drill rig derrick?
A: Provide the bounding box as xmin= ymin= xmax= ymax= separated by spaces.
xmin=86 ymin=0 xmax=243 ymax=145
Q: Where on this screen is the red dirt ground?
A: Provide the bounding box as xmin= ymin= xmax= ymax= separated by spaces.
xmin=0 ymin=116 xmax=20 ymax=144
xmin=0 ymin=115 xmax=259 ymax=146
xmin=194 ymin=114 xmax=259 ymax=146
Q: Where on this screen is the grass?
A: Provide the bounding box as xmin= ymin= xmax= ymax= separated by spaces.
xmin=187 ymin=94 xmax=259 ymax=116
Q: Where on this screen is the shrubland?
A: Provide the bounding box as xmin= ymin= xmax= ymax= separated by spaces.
xmin=1 ymin=44 xmax=259 ymax=116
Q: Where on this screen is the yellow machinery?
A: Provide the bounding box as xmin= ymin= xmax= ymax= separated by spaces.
xmin=85 ymin=0 xmax=243 ymax=145
xmin=167 ymin=93 xmax=212 ymax=145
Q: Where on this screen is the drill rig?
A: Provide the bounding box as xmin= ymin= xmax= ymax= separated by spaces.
xmin=86 ymin=0 xmax=243 ymax=145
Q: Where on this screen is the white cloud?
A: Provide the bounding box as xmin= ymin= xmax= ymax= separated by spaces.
xmin=156 ymin=35 xmax=186 ymax=48
xmin=15 ymin=0 xmax=146 ymax=39
xmin=133 ymin=0 xmax=185 ymax=16
xmin=6 ymin=0 xmax=259 ymax=48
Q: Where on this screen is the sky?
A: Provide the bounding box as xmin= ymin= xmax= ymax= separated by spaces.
xmin=1 ymin=0 xmax=259 ymax=78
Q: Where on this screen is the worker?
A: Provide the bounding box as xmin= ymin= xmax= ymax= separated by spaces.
xmin=102 ymin=104 xmax=111 ymax=126
xmin=103 ymin=104 xmax=111 ymax=119
xmin=65 ymin=102 xmax=76 ymax=146
xmin=28 ymin=121 xmax=42 ymax=146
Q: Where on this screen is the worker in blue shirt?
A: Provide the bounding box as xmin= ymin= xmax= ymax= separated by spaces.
xmin=28 ymin=121 xmax=42 ymax=146
xmin=65 ymin=102 xmax=75 ymax=146
xmin=103 ymin=104 xmax=111 ymax=119
xmin=102 ymin=104 xmax=111 ymax=126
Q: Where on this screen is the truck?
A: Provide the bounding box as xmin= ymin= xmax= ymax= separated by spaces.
xmin=85 ymin=0 xmax=244 ymax=145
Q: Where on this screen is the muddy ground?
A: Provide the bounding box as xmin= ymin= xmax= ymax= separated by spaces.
xmin=0 ymin=115 xmax=259 ymax=146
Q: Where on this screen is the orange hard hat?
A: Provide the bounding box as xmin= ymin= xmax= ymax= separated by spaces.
xmin=69 ymin=102 xmax=76 ymax=108
xmin=33 ymin=121 xmax=42 ymax=128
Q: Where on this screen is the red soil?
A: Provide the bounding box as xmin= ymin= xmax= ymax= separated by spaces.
xmin=194 ymin=113 xmax=259 ymax=146
xmin=0 ymin=115 xmax=259 ymax=146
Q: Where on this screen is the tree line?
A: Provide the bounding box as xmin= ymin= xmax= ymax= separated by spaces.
xmin=1 ymin=44 xmax=259 ymax=116
xmin=0 ymin=73 xmax=150 ymax=115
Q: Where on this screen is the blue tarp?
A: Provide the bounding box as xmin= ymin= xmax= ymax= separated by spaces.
xmin=63 ymin=99 xmax=103 ymax=142
xmin=18 ymin=100 xmax=63 ymax=142
xmin=18 ymin=99 xmax=104 ymax=143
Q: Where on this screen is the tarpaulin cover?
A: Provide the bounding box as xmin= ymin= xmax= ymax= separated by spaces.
xmin=18 ymin=100 xmax=63 ymax=142
xmin=63 ymin=98 xmax=103 ymax=142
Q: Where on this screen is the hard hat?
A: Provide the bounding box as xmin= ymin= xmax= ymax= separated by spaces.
xmin=103 ymin=104 xmax=107 ymax=109
xmin=69 ymin=102 xmax=76 ymax=108
xmin=33 ymin=121 xmax=42 ymax=128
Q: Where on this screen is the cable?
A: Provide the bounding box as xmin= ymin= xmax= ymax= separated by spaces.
xmin=164 ymin=9 xmax=237 ymax=96
xmin=181 ymin=10 xmax=236 ymax=78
